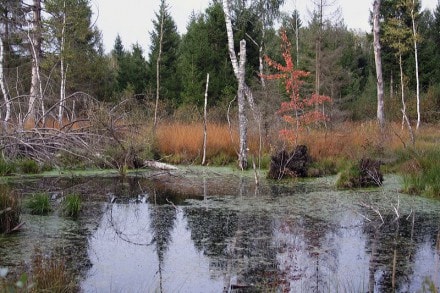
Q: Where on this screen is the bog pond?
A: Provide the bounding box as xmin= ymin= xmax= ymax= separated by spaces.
xmin=1 ymin=167 xmax=439 ymax=292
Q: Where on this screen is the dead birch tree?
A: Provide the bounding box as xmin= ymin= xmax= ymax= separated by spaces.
xmin=237 ymin=40 xmax=248 ymax=170
xmin=58 ymin=0 xmax=67 ymax=125
xmin=0 ymin=34 xmax=11 ymax=122
xmin=410 ymin=0 xmax=420 ymax=129
xmin=153 ymin=0 xmax=165 ymax=131
xmin=222 ymin=0 xmax=262 ymax=170
xmin=373 ymin=0 xmax=385 ymax=129
xmin=202 ymin=73 xmax=209 ymax=166
xmin=27 ymin=0 xmax=44 ymax=124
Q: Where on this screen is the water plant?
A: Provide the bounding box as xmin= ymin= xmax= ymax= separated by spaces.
xmin=26 ymin=193 xmax=51 ymax=215
xmin=0 ymin=185 xmax=21 ymax=234
xmin=62 ymin=194 xmax=81 ymax=219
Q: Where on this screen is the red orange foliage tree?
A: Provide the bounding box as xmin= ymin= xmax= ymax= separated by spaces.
xmin=261 ymin=29 xmax=332 ymax=144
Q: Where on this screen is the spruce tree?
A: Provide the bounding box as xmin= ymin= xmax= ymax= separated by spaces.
xmin=147 ymin=0 xmax=181 ymax=106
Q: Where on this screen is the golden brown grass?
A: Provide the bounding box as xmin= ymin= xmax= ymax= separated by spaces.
xmin=155 ymin=122 xmax=239 ymax=164
xmin=153 ymin=120 xmax=439 ymax=166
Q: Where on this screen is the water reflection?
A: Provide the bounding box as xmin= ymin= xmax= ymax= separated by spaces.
xmin=1 ymin=170 xmax=440 ymax=292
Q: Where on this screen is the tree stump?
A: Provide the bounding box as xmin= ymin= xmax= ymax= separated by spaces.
xmin=268 ymin=145 xmax=311 ymax=179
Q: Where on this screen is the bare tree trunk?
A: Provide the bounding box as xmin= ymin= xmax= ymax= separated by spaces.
xmin=315 ymin=0 xmax=322 ymax=96
xmin=27 ymin=0 xmax=43 ymax=125
xmin=202 ymin=73 xmax=209 ymax=166
xmin=295 ymin=4 xmax=299 ymax=67
xmin=0 ymin=34 xmax=11 ymax=122
xmin=238 ymin=40 xmax=248 ymax=170
xmin=223 ymin=0 xmax=262 ymax=169
xmin=153 ymin=4 xmax=165 ymax=131
xmin=58 ymin=0 xmax=67 ymax=125
xmin=411 ymin=0 xmax=421 ymax=129
xmin=373 ymin=0 xmax=385 ymax=128
xmin=259 ymin=30 xmax=265 ymax=87
xmin=399 ymin=53 xmax=415 ymax=144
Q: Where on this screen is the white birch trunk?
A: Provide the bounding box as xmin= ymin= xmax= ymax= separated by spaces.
xmin=399 ymin=53 xmax=414 ymax=144
xmin=27 ymin=0 xmax=43 ymax=124
xmin=411 ymin=0 xmax=421 ymax=129
xmin=202 ymin=73 xmax=209 ymax=165
xmin=238 ymin=40 xmax=248 ymax=170
xmin=58 ymin=0 xmax=67 ymax=125
xmin=223 ymin=0 xmax=263 ymax=170
xmin=373 ymin=0 xmax=385 ymax=128
xmin=0 ymin=34 xmax=11 ymax=122
xmin=259 ymin=30 xmax=265 ymax=87
xmin=223 ymin=0 xmax=239 ymax=77
xmin=154 ymin=5 xmax=165 ymax=130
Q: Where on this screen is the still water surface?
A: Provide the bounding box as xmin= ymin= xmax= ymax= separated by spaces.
xmin=1 ymin=167 xmax=439 ymax=292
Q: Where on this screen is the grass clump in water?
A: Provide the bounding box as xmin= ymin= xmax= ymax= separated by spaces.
xmin=31 ymin=250 xmax=76 ymax=293
xmin=62 ymin=194 xmax=81 ymax=219
xmin=401 ymin=149 xmax=440 ymax=197
xmin=0 ymin=185 xmax=21 ymax=234
xmin=27 ymin=193 xmax=51 ymax=215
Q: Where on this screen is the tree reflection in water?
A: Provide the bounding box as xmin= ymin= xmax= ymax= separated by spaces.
xmin=12 ymin=171 xmax=438 ymax=292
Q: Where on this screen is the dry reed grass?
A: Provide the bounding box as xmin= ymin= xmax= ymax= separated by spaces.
xmin=155 ymin=123 xmax=238 ymax=163
xmin=154 ymin=120 xmax=439 ymax=165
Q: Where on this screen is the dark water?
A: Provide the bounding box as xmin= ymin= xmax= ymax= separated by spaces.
xmin=1 ymin=167 xmax=439 ymax=292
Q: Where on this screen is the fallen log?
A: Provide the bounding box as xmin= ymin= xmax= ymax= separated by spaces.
xmin=143 ymin=160 xmax=178 ymax=171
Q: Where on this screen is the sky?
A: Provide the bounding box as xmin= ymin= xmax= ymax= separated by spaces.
xmin=90 ymin=0 xmax=438 ymax=55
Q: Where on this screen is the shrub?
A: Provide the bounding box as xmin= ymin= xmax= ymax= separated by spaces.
xmin=27 ymin=193 xmax=51 ymax=215
xmin=62 ymin=194 xmax=81 ymax=219
xmin=0 ymin=185 xmax=21 ymax=234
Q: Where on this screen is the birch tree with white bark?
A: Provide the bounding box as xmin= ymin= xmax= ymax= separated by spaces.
xmin=27 ymin=0 xmax=43 ymax=124
xmin=373 ymin=0 xmax=385 ymax=128
xmin=0 ymin=33 xmax=10 ymax=122
xmin=409 ymin=0 xmax=421 ymax=129
xmin=222 ymin=0 xmax=262 ymax=170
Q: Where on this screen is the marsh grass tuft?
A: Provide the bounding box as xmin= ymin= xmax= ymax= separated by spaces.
xmin=62 ymin=194 xmax=81 ymax=219
xmin=0 ymin=159 xmax=16 ymax=176
xmin=402 ymin=149 xmax=440 ymax=197
xmin=336 ymin=161 xmax=361 ymax=189
xmin=18 ymin=159 xmax=40 ymax=174
xmin=26 ymin=193 xmax=51 ymax=215
xmin=31 ymin=250 xmax=76 ymax=293
xmin=0 ymin=185 xmax=21 ymax=234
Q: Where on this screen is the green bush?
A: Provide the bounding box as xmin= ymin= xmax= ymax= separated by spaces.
xmin=27 ymin=193 xmax=51 ymax=215
xmin=0 ymin=185 xmax=21 ymax=234
xmin=63 ymin=194 xmax=81 ymax=219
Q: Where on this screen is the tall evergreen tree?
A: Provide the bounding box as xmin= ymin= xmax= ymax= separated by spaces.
xmin=44 ymin=0 xmax=111 ymax=101
xmin=112 ymin=38 xmax=147 ymax=96
xmin=147 ymin=0 xmax=181 ymax=106
xmin=177 ymin=3 xmax=235 ymax=106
